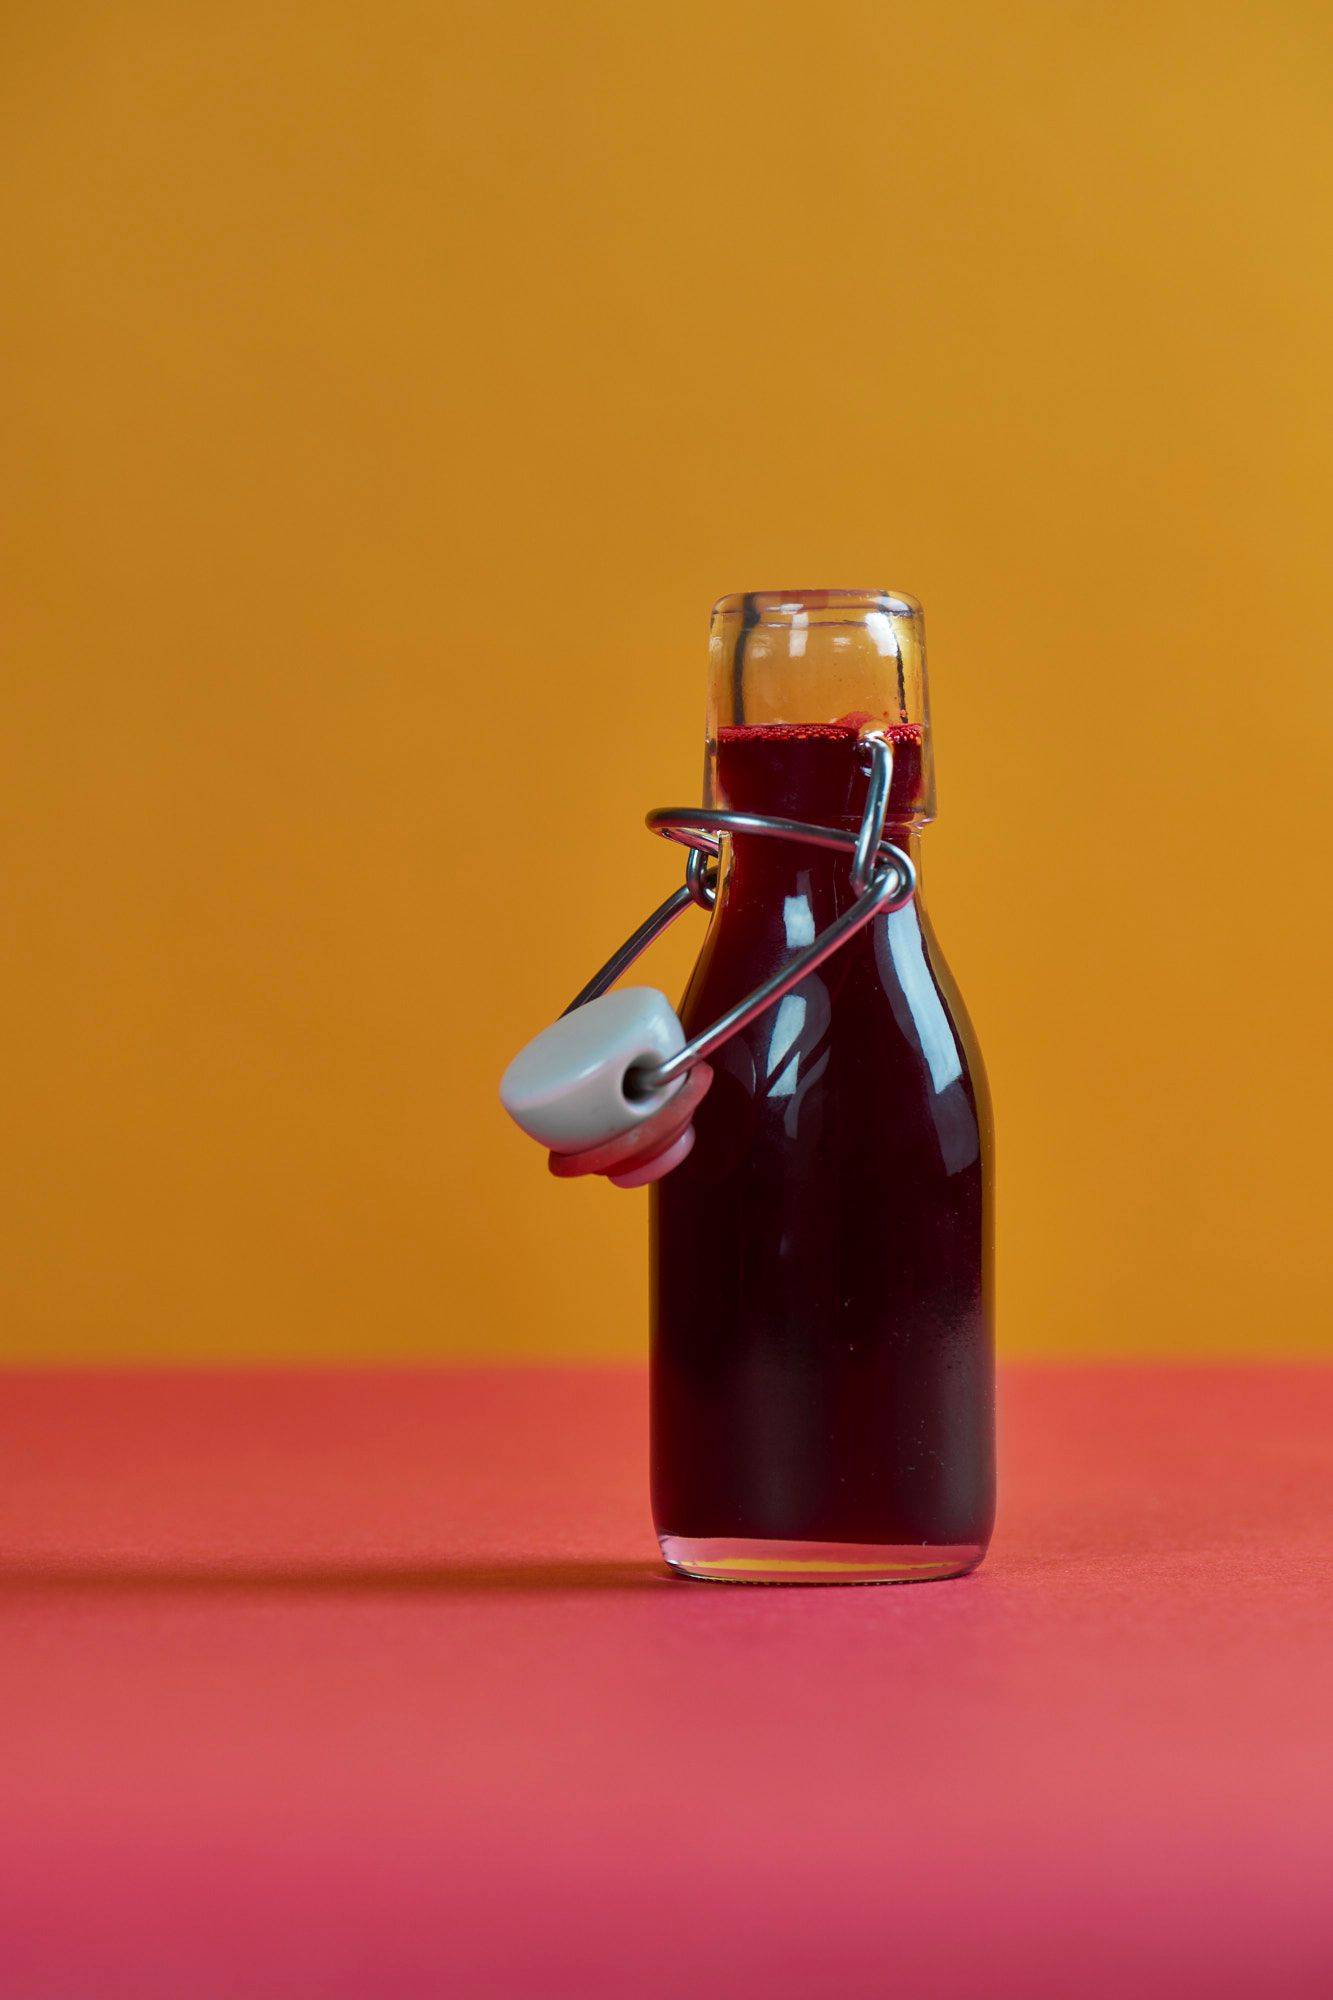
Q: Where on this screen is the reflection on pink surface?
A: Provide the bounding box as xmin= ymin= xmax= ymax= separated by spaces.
xmin=1 ymin=1366 xmax=1330 ymax=1997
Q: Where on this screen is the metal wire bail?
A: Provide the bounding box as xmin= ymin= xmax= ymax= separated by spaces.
xmin=563 ymin=732 xmax=915 ymax=1093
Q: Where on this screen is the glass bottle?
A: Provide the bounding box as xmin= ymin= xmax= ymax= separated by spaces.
xmin=650 ymin=589 xmax=994 ymax=1583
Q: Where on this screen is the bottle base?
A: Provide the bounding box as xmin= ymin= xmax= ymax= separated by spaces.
xmin=658 ymin=1534 xmax=985 ymax=1586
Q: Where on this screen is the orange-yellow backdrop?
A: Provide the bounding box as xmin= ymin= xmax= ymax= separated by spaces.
xmin=3 ymin=2 xmax=1330 ymax=1361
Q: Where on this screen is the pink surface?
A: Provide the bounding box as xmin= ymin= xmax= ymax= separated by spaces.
xmin=1 ymin=1366 xmax=1330 ymax=1998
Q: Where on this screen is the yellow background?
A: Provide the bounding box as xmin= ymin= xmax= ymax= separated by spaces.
xmin=3 ymin=2 xmax=1330 ymax=1362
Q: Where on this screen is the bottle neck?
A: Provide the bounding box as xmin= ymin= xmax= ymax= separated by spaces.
xmin=711 ymin=721 xmax=929 ymax=827
xmin=715 ymin=821 xmax=924 ymax=915
xmin=709 ymin=720 xmax=928 ymax=918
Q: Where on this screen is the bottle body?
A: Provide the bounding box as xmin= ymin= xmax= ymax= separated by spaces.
xmin=649 ymin=594 xmax=994 ymax=1583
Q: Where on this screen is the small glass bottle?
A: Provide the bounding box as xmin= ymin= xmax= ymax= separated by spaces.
xmin=651 ymin=590 xmax=994 ymax=1583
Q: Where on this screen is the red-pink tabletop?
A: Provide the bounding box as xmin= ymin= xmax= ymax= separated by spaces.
xmin=1 ymin=1366 xmax=1329 ymax=1998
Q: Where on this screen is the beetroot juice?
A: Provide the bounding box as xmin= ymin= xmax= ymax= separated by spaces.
xmin=650 ymin=591 xmax=994 ymax=1583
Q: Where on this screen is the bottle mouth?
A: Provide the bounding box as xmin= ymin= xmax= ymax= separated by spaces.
xmin=705 ymin=587 xmax=936 ymax=823
xmin=711 ymin=588 xmax=922 ymax=624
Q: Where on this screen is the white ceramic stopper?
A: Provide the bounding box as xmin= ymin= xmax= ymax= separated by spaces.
xmin=500 ymin=987 xmax=687 ymax=1152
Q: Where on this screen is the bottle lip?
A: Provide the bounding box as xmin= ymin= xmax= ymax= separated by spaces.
xmin=711 ymin=588 xmax=922 ymax=623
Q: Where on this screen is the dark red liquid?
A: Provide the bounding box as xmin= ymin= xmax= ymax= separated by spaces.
xmin=650 ymin=721 xmax=994 ymax=1555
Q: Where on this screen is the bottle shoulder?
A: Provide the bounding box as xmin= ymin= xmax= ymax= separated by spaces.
xmin=910 ymin=904 xmax=991 ymax=1106
xmin=679 ymin=891 xmax=989 ymax=1176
